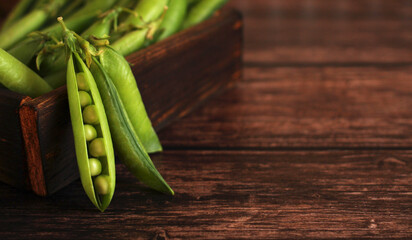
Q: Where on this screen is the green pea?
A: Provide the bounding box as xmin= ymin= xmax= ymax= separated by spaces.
xmin=79 ymin=91 xmax=92 ymax=107
xmin=83 ymin=105 xmax=99 ymax=124
xmin=89 ymin=138 xmax=106 ymax=157
xmin=89 ymin=158 xmax=102 ymax=176
xmin=94 ymin=175 xmax=110 ymax=195
xmin=84 ymin=124 xmax=97 ymax=141
xmin=77 ymin=72 xmax=90 ymax=91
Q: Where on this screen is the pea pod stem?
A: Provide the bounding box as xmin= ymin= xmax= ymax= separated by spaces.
xmin=30 ymin=0 xmax=118 ymax=77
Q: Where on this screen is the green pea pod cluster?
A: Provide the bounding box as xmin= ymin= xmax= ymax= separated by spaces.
xmin=66 ymin=52 xmax=116 ymax=212
xmin=0 ymin=0 xmax=69 ymax=50
xmin=111 ymin=0 xmax=169 ymax=56
xmin=59 ymin=17 xmax=173 ymax=209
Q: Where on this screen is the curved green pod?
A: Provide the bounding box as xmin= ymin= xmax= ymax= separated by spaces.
xmin=44 ymin=0 xmax=117 ymax=38
xmin=98 ymin=46 xmax=162 ymax=153
xmin=0 ymin=0 xmax=68 ymax=50
xmin=1 ymin=0 xmax=35 ymax=32
xmin=156 ymin=0 xmax=188 ymax=41
xmin=67 ymin=53 xmax=116 ymax=211
xmin=81 ymin=19 xmax=112 ymax=40
xmin=110 ymin=29 xmax=147 ymax=56
xmin=90 ymin=57 xmax=173 ymax=195
xmin=0 ymin=48 xmax=52 ymax=98
xmin=112 ymin=0 xmax=168 ymax=56
xmin=123 ymin=0 xmax=168 ymax=26
xmin=182 ymin=0 xmax=228 ymax=29
xmin=0 ymin=10 xmax=48 ymax=50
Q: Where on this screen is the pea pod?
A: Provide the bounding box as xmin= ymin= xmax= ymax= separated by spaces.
xmin=90 ymin=57 xmax=173 ymax=195
xmin=0 ymin=48 xmax=52 ymax=97
xmin=7 ymin=37 xmax=45 ymax=66
xmin=122 ymin=0 xmax=168 ymax=27
xmin=156 ymin=0 xmax=188 ymax=41
xmin=67 ymin=53 xmax=116 ymax=211
xmin=81 ymin=7 xmax=137 ymax=40
xmin=112 ymin=0 xmax=168 ymax=56
xmin=98 ymin=46 xmax=162 ymax=153
xmin=182 ymin=0 xmax=228 ymax=29
xmin=0 ymin=0 xmax=68 ymax=50
xmin=187 ymin=0 xmax=201 ymax=6
xmin=45 ymin=0 xmax=117 ymax=38
xmin=1 ymin=0 xmax=35 ymax=32
xmin=8 ymin=0 xmax=117 ymax=65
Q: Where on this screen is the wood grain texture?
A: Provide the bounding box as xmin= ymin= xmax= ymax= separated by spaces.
xmin=28 ymin=87 xmax=79 ymax=195
xmin=159 ymin=66 xmax=412 ymax=149
xmin=0 ymin=150 xmax=410 ymax=239
xmin=1 ymin=1 xmax=412 ymax=239
xmin=227 ymin=0 xmax=412 ymax=64
xmin=19 ymin=97 xmax=47 ymax=196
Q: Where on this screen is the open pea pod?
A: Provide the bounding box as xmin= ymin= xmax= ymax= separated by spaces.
xmin=90 ymin=57 xmax=173 ymax=196
xmin=66 ymin=53 xmax=116 ymax=211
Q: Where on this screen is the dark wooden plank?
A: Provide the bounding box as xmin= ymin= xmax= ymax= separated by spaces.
xmin=0 ymin=90 xmax=28 ymax=189
xmin=160 ymin=66 xmax=412 ymax=149
xmin=30 ymin=87 xmax=79 ymax=196
xmin=0 ymin=150 xmax=410 ymax=239
xmin=227 ymin=0 xmax=412 ymax=64
xmin=19 ymin=97 xmax=47 ymax=196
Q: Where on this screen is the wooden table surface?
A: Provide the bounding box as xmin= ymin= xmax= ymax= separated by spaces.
xmin=1 ymin=0 xmax=412 ymax=239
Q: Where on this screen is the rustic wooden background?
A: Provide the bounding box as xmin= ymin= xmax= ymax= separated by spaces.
xmin=1 ymin=0 xmax=412 ymax=239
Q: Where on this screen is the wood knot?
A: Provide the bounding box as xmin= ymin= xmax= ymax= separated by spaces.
xmin=153 ymin=230 xmax=169 ymax=240
xmin=368 ymin=219 xmax=378 ymax=229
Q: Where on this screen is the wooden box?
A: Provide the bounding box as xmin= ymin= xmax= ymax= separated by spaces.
xmin=0 ymin=9 xmax=243 ymax=196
